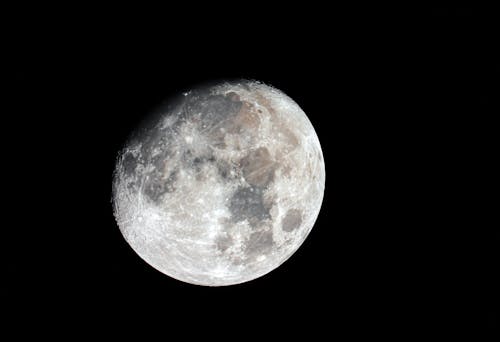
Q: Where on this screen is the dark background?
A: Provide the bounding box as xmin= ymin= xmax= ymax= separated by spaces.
xmin=6 ymin=5 xmax=498 ymax=336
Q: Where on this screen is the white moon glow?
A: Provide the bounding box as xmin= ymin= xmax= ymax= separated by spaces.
xmin=112 ymin=80 xmax=325 ymax=286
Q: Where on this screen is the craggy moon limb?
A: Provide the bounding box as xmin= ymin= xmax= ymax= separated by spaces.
xmin=112 ymin=80 xmax=325 ymax=286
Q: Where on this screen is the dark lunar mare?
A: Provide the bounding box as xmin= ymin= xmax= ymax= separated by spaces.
xmin=229 ymin=186 xmax=270 ymax=226
xmin=182 ymin=91 xmax=243 ymax=132
xmin=245 ymin=230 xmax=274 ymax=257
xmin=281 ymin=209 xmax=303 ymax=232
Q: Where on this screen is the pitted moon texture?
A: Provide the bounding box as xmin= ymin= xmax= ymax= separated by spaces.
xmin=112 ymin=80 xmax=325 ymax=286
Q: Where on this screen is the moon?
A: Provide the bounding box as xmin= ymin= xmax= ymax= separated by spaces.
xmin=112 ymin=80 xmax=325 ymax=286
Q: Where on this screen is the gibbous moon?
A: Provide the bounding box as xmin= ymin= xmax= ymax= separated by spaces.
xmin=112 ymin=80 xmax=325 ymax=286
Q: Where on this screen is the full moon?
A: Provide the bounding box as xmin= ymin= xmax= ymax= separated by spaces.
xmin=112 ymin=80 xmax=325 ymax=286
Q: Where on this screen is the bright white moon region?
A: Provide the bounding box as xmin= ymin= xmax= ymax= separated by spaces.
xmin=112 ymin=80 xmax=325 ymax=286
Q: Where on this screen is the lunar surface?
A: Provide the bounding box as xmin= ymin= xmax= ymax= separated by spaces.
xmin=112 ymin=80 xmax=325 ymax=286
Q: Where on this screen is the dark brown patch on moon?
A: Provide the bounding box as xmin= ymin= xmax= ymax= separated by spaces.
xmin=282 ymin=209 xmax=302 ymax=232
xmin=240 ymin=147 xmax=275 ymax=187
xmin=203 ymin=93 xmax=252 ymax=148
xmin=280 ymin=127 xmax=299 ymax=150
xmin=254 ymin=93 xmax=276 ymax=115
xmin=224 ymin=100 xmax=260 ymax=134
xmin=245 ymin=230 xmax=274 ymax=258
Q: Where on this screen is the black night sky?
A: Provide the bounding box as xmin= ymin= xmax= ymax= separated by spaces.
xmin=6 ymin=5 xmax=498 ymax=336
